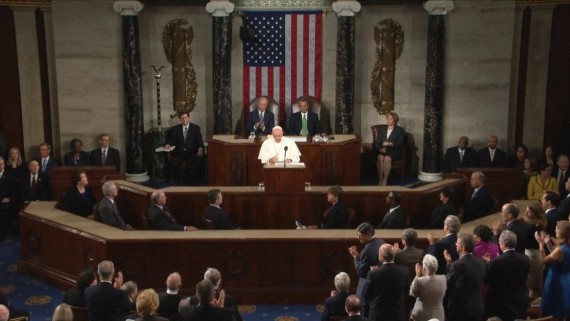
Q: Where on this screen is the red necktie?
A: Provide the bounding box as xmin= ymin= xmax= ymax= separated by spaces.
xmin=163 ymin=207 xmax=177 ymax=224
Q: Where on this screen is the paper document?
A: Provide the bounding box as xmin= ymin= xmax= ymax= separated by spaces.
xmin=155 ymin=146 xmax=175 ymax=152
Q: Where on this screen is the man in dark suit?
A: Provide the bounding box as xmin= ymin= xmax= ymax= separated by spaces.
xmin=34 ymin=142 xmax=61 ymax=178
xmin=19 ymin=160 xmax=51 ymax=203
xmin=98 ymin=181 xmax=133 ymax=230
xmin=147 ymin=190 xmax=197 ymax=231
xmin=477 ymin=134 xmax=507 ymax=167
xmin=348 ymin=222 xmax=383 ymax=317
xmin=180 ymin=279 xmax=233 ymax=321
xmin=158 ymin=272 xmax=184 ymax=321
xmin=321 ymin=272 xmax=350 ymax=321
xmin=204 ymin=189 xmax=234 ymax=229
xmin=485 ymin=230 xmax=530 ymax=321
xmin=542 ymin=191 xmax=561 ymax=236
xmin=164 ymin=112 xmax=205 ymax=185
xmin=427 ymin=215 xmax=460 ymax=274
xmin=89 ymin=134 xmax=121 ymax=173
xmin=85 ymin=260 xmax=132 ymax=321
xmin=558 ymin=177 xmax=570 ymax=220
xmin=288 ymin=97 xmax=320 ymax=136
xmin=344 ymin=295 xmax=367 ymax=321
xmin=203 ymin=267 xmax=243 ymax=321
xmin=445 ymin=233 xmax=486 ymax=321
xmin=442 ymin=136 xmax=477 ymax=173
xmin=246 ymin=96 xmax=275 ymax=136
xmin=378 ymin=191 xmax=406 ymax=229
xmin=394 ymin=228 xmax=424 ymax=320
xmin=364 ymin=244 xmax=410 ymax=321
xmin=553 ymin=154 xmax=570 ymax=200
xmin=0 ymin=157 xmax=19 ymax=241
xmin=463 ymin=171 xmax=495 ymax=222
xmin=500 ymin=203 xmax=528 ymax=253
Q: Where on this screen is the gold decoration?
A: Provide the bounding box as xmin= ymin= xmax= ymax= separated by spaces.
xmin=25 ymin=295 xmax=51 ymax=305
xmin=370 ymin=19 xmax=404 ymax=115
xmin=162 ymin=19 xmax=198 ymax=118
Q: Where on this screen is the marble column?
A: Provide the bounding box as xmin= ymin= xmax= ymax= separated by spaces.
xmin=418 ymin=0 xmax=453 ymax=183
xmin=114 ymin=0 xmax=148 ymax=182
xmin=207 ymin=0 xmax=235 ymax=134
xmin=332 ymin=1 xmax=361 ymax=134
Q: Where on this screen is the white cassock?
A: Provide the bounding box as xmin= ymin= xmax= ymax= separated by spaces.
xmin=258 ymin=136 xmax=301 ymax=164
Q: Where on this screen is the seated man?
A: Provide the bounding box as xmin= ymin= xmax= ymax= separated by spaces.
xmin=464 ymin=171 xmax=494 ymax=222
xmin=288 ymin=97 xmax=320 ymax=136
xmin=321 ymin=272 xmax=350 ymax=321
xmin=204 ymin=189 xmax=235 ymax=229
xmin=258 ymin=126 xmax=301 ymax=164
xmin=477 ymin=134 xmax=507 ymax=167
xmin=442 ymin=136 xmax=477 ymax=173
xmin=377 ymin=191 xmax=407 ymax=229
xmin=246 ymin=96 xmax=275 ymax=136
xmin=90 ymin=134 xmax=121 ymax=173
xmin=147 ymin=190 xmax=197 ymax=231
xmin=34 ymin=142 xmax=61 ymax=178
xmin=98 ymin=181 xmax=133 ymax=230
xmin=179 ymin=279 xmax=233 ymax=321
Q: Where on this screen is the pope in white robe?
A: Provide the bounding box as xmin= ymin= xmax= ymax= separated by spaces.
xmin=258 ymin=126 xmax=301 ymax=164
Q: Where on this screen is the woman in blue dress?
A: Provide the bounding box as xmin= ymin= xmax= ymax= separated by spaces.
xmin=536 ymin=220 xmax=570 ymax=320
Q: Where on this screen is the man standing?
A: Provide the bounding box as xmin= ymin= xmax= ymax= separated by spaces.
xmin=147 ymin=190 xmax=197 ymax=231
xmin=34 ymin=142 xmax=61 ymax=178
xmin=553 ymin=154 xmax=570 ymax=200
xmin=288 ymin=97 xmax=320 ymax=136
xmin=0 ymin=157 xmax=18 ymax=241
xmin=19 ymin=160 xmax=51 ymax=202
xmin=364 ymin=244 xmax=410 ymax=321
xmin=158 ymin=272 xmax=184 ymax=321
xmin=442 ymin=136 xmax=477 ymax=173
xmin=477 ymin=134 xmax=507 ymax=167
xmin=246 ymin=96 xmax=275 ymax=136
xmin=90 ymin=134 xmax=121 ymax=173
xmin=427 ymin=215 xmax=460 ymax=274
xmin=377 ymin=191 xmax=406 ymax=229
xmin=258 ymin=126 xmax=301 ymax=164
xmin=98 ymin=181 xmax=133 ymax=230
xmin=485 ymin=230 xmax=530 ymax=321
xmin=180 ymin=280 xmax=233 ymax=321
xmin=85 ymin=260 xmax=131 ymax=321
xmin=500 ymin=203 xmax=528 ymax=253
xmin=558 ymin=177 xmax=570 ymax=220
xmin=164 ymin=111 xmax=205 ymax=185
xmin=542 ymin=191 xmax=560 ymax=236
xmin=463 ymin=171 xmax=494 ymax=222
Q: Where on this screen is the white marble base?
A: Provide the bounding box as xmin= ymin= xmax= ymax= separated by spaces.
xmin=125 ymin=171 xmax=150 ymax=183
xmin=418 ymin=171 xmax=443 ymax=182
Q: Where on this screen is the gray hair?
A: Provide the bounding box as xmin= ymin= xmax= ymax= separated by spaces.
xmin=121 ymin=281 xmax=138 ymax=297
xmin=422 ymin=254 xmax=438 ymax=274
xmin=101 ymin=181 xmax=116 ymax=197
xmin=356 ymin=222 xmax=375 ymax=236
xmin=150 ymin=190 xmax=163 ymax=204
xmin=97 ymin=260 xmax=114 ymax=281
xmin=334 ymin=272 xmax=350 ymax=292
xmin=444 ymin=215 xmax=461 ymax=233
xmin=499 ymin=230 xmax=517 ymax=249
xmin=178 ymin=297 xmax=191 ymax=312
xmin=204 ymin=267 xmax=221 ymax=288
xmin=402 ymin=228 xmax=418 ymax=246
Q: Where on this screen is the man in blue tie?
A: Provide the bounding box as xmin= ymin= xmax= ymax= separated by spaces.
xmin=246 ymin=96 xmax=275 ymax=136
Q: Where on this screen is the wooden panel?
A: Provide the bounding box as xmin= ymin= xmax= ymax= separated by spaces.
xmin=263 ymin=166 xmax=306 ymax=193
xmin=454 ymin=168 xmax=524 ymax=204
xmin=49 ymin=166 xmax=118 ymax=200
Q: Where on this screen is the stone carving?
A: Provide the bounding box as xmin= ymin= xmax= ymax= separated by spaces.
xmin=162 ymin=19 xmax=198 ymax=118
xmin=370 ymin=19 xmax=404 ymax=115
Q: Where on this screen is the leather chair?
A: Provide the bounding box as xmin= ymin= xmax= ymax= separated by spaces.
xmin=371 ymin=124 xmax=409 ymax=181
xmin=345 ymin=207 xmax=356 ymax=229
xmin=202 ymin=217 xmax=215 ymax=230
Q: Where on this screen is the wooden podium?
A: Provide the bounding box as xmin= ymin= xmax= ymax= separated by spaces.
xmin=263 ymin=163 xmax=306 ymax=193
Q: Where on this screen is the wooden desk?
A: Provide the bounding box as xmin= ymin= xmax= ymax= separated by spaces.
xmin=49 ymin=166 xmax=118 ymax=200
xmin=207 ymin=135 xmax=362 ymax=186
xmin=263 ymin=163 xmax=306 ymax=192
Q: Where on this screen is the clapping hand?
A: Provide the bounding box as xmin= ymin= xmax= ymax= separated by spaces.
xmin=443 ymin=250 xmax=452 ymax=265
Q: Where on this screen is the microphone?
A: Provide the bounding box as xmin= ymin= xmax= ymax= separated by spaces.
xmin=284 ymin=146 xmax=288 ymax=167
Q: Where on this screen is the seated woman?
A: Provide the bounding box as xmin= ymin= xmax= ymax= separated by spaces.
xmin=426 ymin=187 xmax=457 ymax=229
xmin=64 ymin=138 xmax=90 ymax=166
xmin=374 ymin=111 xmax=405 ymax=186
xmin=509 ymin=143 xmax=528 ymax=169
xmin=309 ymin=185 xmax=348 ymax=229
xmin=63 ymin=267 xmax=96 ymax=307
xmin=539 ymin=144 xmax=555 ymax=168
xmin=5 ymin=147 xmax=26 ymax=180
xmin=410 ymin=254 xmax=446 ymax=321
xmin=62 ymin=170 xmax=95 ymax=217
xmin=527 ymin=163 xmax=558 ymax=201
xmin=321 ymin=272 xmax=350 ymax=321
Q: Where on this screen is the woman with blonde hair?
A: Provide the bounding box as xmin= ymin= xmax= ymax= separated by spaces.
xmin=374 ymin=111 xmax=405 ymax=186
xmin=524 ymin=202 xmax=548 ymax=299
xmin=135 ymin=289 xmax=168 ymax=321
xmin=5 ymin=146 xmax=26 ymax=178
xmin=52 ymin=303 xmax=73 ymax=321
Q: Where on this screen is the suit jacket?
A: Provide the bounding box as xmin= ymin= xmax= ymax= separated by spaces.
xmin=62 ymin=186 xmax=95 ymax=217
xmin=89 ymin=147 xmax=121 ymax=173
xmin=445 ymin=254 xmax=486 ymax=321
xmin=377 ymin=207 xmax=406 ymax=229
xmin=373 ymin=125 xmax=405 ymax=161
xmin=463 ymin=185 xmax=494 ymax=222
xmin=426 ymin=202 xmax=457 ymax=229
xmin=552 ymin=167 xmax=570 ymax=200
xmin=545 ymin=208 xmax=561 ymax=236
xmin=63 ymin=287 xmax=87 ymax=307
xmin=394 ymin=246 xmax=424 ymax=280
xmin=364 ymin=263 xmax=410 ymax=321
xmin=321 ymin=291 xmax=349 ymax=321
xmin=442 ymin=147 xmax=477 ymax=173
xmin=84 ymin=281 xmax=131 ymax=321
xmin=322 ymin=202 xmax=348 ymax=229
xmin=558 ymin=194 xmax=570 ymax=222
xmin=167 ymin=123 xmax=205 ymax=159
xmin=477 ymin=147 xmax=507 ymax=168
xmin=98 ymin=197 xmax=128 ymax=229
xmin=34 ymin=156 xmax=61 ymax=177
xmin=506 ymin=219 xmax=529 ymax=254
xmin=246 ymin=110 xmax=275 ymax=136
xmin=0 ymin=170 xmax=17 ymax=202
xmin=147 ymin=204 xmax=185 ymax=231
xmin=64 ymin=151 xmax=90 ymax=166
xmin=158 ymin=292 xmax=183 ymax=321
xmin=134 ymin=316 xmax=169 ymax=321
xmin=410 ymin=274 xmax=447 ymax=321
xmin=204 ymin=205 xmax=234 ymax=229
xmin=180 ymin=304 xmax=234 ymax=321
xmin=288 ymin=111 xmax=320 ymax=136
xmin=485 ymin=250 xmax=530 ymax=321
xmin=345 ymin=316 xmax=368 ymax=321
xmin=19 ymin=172 xmax=51 ymax=202
xmin=354 ymin=238 xmax=384 ymax=279
xmin=427 ymin=233 xmax=459 ymax=275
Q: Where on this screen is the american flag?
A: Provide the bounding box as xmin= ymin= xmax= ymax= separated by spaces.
xmin=243 ymin=11 xmax=323 ymax=123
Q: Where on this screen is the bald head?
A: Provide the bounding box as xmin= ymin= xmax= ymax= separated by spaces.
xmin=166 ymin=272 xmax=182 ymax=291
xmin=379 ymin=243 xmax=395 ymax=263
xmin=345 ymin=295 xmax=362 ymax=315
xmin=0 ymin=305 xmax=9 ymax=321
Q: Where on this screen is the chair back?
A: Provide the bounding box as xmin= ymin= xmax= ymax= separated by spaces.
xmin=55 ymin=193 xmax=66 ymax=210
xmin=248 ymin=96 xmax=280 ymax=122
xmin=202 ymin=217 xmax=215 ymax=230
xmin=69 ymin=305 xmax=89 ymax=321
xmin=345 ymin=207 xmax=356 ymax=228
xmin=290 ymin=96 xmax=322 ymax=120
xmin=92 ymin=201 xmax=102 ymax=222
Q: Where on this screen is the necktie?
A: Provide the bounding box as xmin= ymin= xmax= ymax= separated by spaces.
xmin=459 ymin=150 xmax=464 ymax=162
xmin=471 ymin=190 xmax=477 ymax=200
xmin=41 ymin=159 xmax=47 ymax=172
xmin=260 ymin=112 xmax=264 ymax=120
xmin=560 ymin=171 xmax=565 ymax=186
xmin=490 ymin=149 xmax=495 ymax=162
xmin=102 ymin=149 xmax=107 ymax=166
xmin=163 ymin=207 xmax=177 ymax=224
xmin=31 ymin=176 xmax=38 ymax=200
xmin=183 ymin=126 xmax=188 ymax=140
xmin=301 ymin=114 xmax=308 ymax=136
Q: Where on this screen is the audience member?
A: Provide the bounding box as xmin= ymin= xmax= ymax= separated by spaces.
xmin=486 ymin=230 xmax=530 ymax=321
xmin=559 ymin=177 xmax=570 ymax=219
xmin=522 ymin=157 xmax=538 ymax=198
xmin=52 ymin=303 xmax=73 ymax=321
xmin=426 ymin=186 xmax=457 ymax=228
xmin=499 ymin=203 xmax=528 ymax=253
xmin=442 ymin=136 xmax=477 ymax=173
xmin=19 ymin=160 xmax=51 ymax=202
xmin=444 ymin=233 xmax=485 ymax=321
xmin=246 ymin=96 xmax=275 ymax=136
xmin=180 ymin=279 xmax=233 ymax=321
xmin=535 ymin=221 xmax=570 ymax=320
xmin=85 ymin=260 xmax=131 ymax=321
xmin=321 ymin=272 xmax=350 ymax=321
xmin=204 ymin=189 xmax=234 ymax=229
xmin=98 ymin=181 xmax=133 ymax=230
xmin=364 ymin=244 xmax=409 ymax=321
xmin=527 ymin=162 xmax=558 ymax=201
xmin=258 ymin=126 xmax=301 ymax=164
xmin=147 ymin=191 xmax=198 ymax=231
xmin=122 ymin=281 xmax=138 ymax=312
xmin=64 ymin=138 xmax=90 ymax=166
xmin=62 ymin=170 xmax=95 ymax=217
xmin=0 ymin=305 xmax=7 ymax=321
xmin=509 ymin=143 xmax=528 ymax=169
xmin=539 ymin=144 xmax=555 ymax=167
xmin=409 ymin=254 xmax=446 ymax=321
xmin=377 ymin=191 xmax=406 ymax=229
xmin=0 ymin=157 xmax=19 ymax=241
xmin=554 ymin=154 xmax=570 ymax=200
xmin=5 ymin=147 xmax=26 ymax=179
xmin=523 ymin=201 xmax=548 ymax=298
xmin=158 ymin=272 xmax=183 ymax=321
xmin=473 ymin=224 xmax=500 ymax=261
xmin=135 ymin=289 xmax=169 ymax=321
xmin=348 ymin=222 xmax=383 ymax=317
xmin=63 ymin=267 xmax=96 ymax=307
xmin=463 ymin=171 xmax=494 ymax=222
xmin=310 ymin=185 xmax=348 ymax=229
xmin=178 ymin=297 xmax=191 ymax=313
xmin=477 ymin=134 xmax=507 ymax=167
xmin=394 ymin=228 xmax=424 ymax=280
xmin=90 ymin=133 xmax=121 ymax=173
xmin=344 ymin=295 xmax=367 ymax=321
xmin=288 ymin=97 xmax=320 ymax=136
xmin=542 ymin=191 xmax=561 ymax=236
xmin=34 ymin=142 xmax=61 ymax=178
xmin=164 ymin=112 xmax=205 ymax=185
xmin=427 ymin=215 xmax=460 ymax=275
xmin=202 ymin=267 xmax=243 ymax=321
xmin=374 ymin=111 xmax=405 ymax=186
